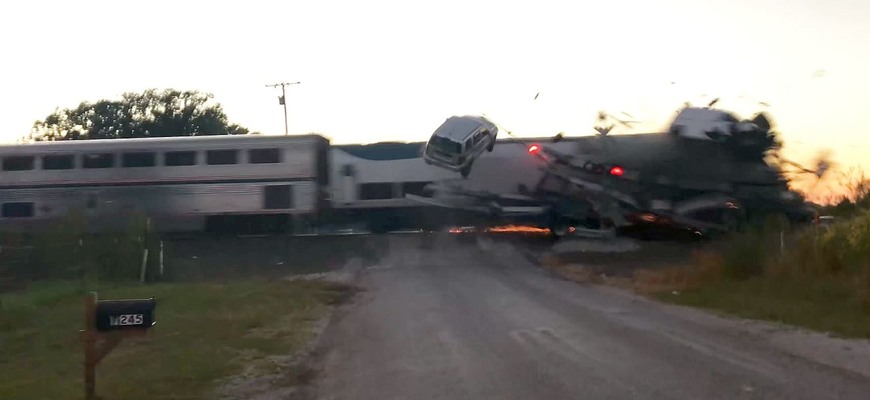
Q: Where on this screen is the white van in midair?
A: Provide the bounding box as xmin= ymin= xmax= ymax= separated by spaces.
xmin=423 ymin=115 xmax=498 ymax=178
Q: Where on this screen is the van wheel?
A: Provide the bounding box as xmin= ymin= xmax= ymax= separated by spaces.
xmin=460 ymin=163 xmax=472 ymax=178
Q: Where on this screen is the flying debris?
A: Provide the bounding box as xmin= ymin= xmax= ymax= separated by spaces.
xmin=411 ymin=104 xmax=817 ymax=239
xmin=592 ymin=111 xmax=639 ymax=137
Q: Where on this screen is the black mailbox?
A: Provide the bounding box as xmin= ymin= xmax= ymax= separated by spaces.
xmin=94 ymin=298 xmax=156 ymax=332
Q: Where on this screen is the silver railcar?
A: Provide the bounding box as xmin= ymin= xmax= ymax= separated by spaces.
xmin=0 ymin=134 xmax=330 ymax=233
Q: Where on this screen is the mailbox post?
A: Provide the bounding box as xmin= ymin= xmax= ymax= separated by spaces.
xmin=83 ymin=292 xmax=156 ymax=400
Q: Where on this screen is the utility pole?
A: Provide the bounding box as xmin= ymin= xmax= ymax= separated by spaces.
xmin=266 ymin=81 xmax=301 ymax=135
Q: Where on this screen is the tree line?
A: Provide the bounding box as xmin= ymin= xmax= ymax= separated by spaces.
xmin=27 ymin=89 xmax=251 ymax=141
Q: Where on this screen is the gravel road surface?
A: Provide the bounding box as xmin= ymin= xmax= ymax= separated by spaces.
xmin=309 ymin=235 xmax=870 ymax=400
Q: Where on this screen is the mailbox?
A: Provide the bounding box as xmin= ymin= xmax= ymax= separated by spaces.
xmin=94 ymin=298 xmax=156 ymax=332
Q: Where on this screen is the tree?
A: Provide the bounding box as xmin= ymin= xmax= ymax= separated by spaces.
xmin=28 ymin=89 xmax=251 ymax=141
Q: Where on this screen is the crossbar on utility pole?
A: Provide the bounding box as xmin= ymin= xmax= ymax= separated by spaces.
xmin=266 ymin=81 xmax=301 ymax=136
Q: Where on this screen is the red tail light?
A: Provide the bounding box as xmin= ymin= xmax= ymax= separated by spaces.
xmin=609 ymin=166 xmax=624 ymax=176
xmin=528 ymin=144 xmax=540 ymax=153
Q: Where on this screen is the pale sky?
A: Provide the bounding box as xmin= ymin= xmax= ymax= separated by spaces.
xmin=1 ymin=0 xmax=867 ymax=192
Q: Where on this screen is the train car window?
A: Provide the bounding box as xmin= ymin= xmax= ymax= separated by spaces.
xmin=164 ymin=151 xmax=197 ymax=166
xmin=264 ymin=185 xmax=294 ymax=209
xmin=3 ymin=156 xmax=35 ymax=171
xmin=402 ymin=181 xmax=432 ymax=196
xmin=206 ymin=149 xmax=238 ymax=165
xmin=249 ymin=148 xmax=281 ymax=164
xmin=359 ymin=183 xmax=394 ymax=200
xmin=2 ymin=202 xmax=34 ymax=218
xmin=122 ymin=152 xmax=156 ymax=168
xmin=43 ymin=154 xmax=75 ymax=170
xmin=341 ymin=164 xmax=355 ymax=177
xmin=82 ymin=153 xmax=114 ymax=169
xmin=86 ymin=193 xmax=98 ymax=209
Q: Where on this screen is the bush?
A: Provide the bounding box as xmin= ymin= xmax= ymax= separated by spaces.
xmin=31 ymin=211 xmax=89 ymax=280
xmin=776 ymin=209 xmax=869 ymax=275
xmin=721 ymin=230 xmax=768 ymax=280
xmin=757 ymin=207 xmax=870 ymax=307
xmin=3 ymin=211 xmax=157 ymax=283
xmin=641 ymin=207 xmax=869 ymax=289
xmin=631 ymin=201 xmax=870 ymax=337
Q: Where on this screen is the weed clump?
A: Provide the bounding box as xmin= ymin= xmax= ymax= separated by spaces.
xmin=1 ymin=211 xmax=158 ymax=284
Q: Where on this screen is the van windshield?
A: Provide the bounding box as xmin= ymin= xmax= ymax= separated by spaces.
xmin=429 ymin=136 xmax=461 ymax=155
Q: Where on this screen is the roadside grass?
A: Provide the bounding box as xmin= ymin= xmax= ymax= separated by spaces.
xmin=0 ymin=279 xmax=354 ymax=400
xmin=631 ymin=209 xmax=870 ymax=339
xmin=652 ymin=277 xmax=870 ymax=338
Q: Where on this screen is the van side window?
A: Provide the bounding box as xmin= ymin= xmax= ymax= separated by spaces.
xmin=475 ymin=130 xmax=486 ymax=145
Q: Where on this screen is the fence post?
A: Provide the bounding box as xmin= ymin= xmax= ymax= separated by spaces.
xmin=139 ymin=249 xmax=149 ymax=284
xmin=779 ymin=229 xmax=785 ymax=256
xmin=159 ymin=241 xmax=164 ymax=279
xmin=84 ymin=292 xmax=98 ymax=400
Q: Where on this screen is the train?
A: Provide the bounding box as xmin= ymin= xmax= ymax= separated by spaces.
xmin=0 ymin=135 xmax=328 ymax=233
xmin=0 ymin=134 xmax=575 ymax=234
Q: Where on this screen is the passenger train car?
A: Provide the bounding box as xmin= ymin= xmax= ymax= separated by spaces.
xmin=0 ymin=133 xmax=579 ymax=234
xmin=0 ymin=135 xmax=330 ymax=233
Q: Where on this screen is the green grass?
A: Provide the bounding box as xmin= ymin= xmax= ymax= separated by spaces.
xmin=0 ymin=279 xmax=354 ymax=400
xmin=655 ymin=277 xmax=870 ymax=338
xmin=630 ymin=208 xmax=870 ymax=339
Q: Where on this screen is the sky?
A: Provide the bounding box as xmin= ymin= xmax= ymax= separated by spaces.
xmin=1 ymin=0 xmax=867 ymax=196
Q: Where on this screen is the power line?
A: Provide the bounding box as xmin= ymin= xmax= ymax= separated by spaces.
xmin=265 ymin=81 xmax=301 ymax=135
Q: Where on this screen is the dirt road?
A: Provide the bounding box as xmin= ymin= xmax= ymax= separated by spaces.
xmin=309 ymin=235 xmax=870 ymax=400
